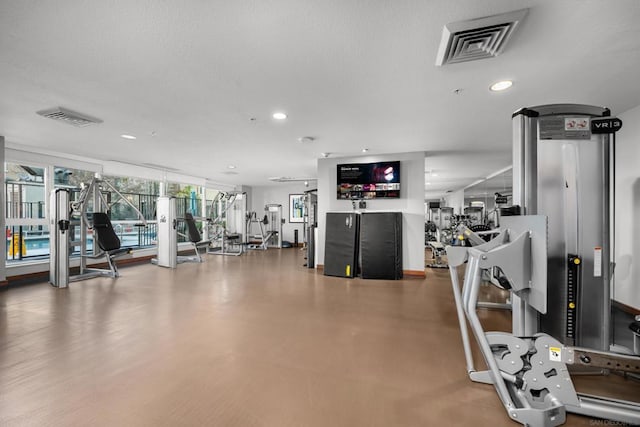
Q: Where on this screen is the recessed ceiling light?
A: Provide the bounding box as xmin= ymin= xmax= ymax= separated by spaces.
xmin=362 ymin=148 xmax=369 ymax=153
xmin=228 ymin=165 xmax=236 ymax=169
xmin=426 ymin=182 xmax=432 ymax=185
xmin=490 ymin=80 xmax=513 ymax=92
xmin=121 ymin=134 xmax=137 ymax=140
xmin=298 ymin=136 xmax=314 ymax=143
xmin=273 ymin=112 xmax=287 ymax=120
xmin=432 ymin=173 xmax=439 ymax=177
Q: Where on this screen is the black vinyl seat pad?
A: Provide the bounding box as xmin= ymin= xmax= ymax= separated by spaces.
xmin=92 ymin=212 xmax=122 ymax=252
xmin=184 ymin=213 xmax=210 ymax=247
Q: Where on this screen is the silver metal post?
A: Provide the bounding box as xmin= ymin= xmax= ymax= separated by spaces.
xmin=448 ymin=264 xmax=476 ymax=374
xmin=464 ymin=252 xmax=515 ymax=410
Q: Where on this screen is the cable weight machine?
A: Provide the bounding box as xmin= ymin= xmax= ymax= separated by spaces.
xmin=446 ymin=104 xmax=639 ymax=426
xmin=49 ymin=174 xmax=147 ymax=288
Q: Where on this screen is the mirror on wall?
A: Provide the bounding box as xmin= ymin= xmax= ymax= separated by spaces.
xmin=463 ymin=167 xmax=512 ymax=228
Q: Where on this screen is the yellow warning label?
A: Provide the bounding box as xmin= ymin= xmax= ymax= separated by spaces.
xmin=346 ymin=264 xmax=351 ymax=276
xmin=549 ymin=346 xmax=562 ymax=362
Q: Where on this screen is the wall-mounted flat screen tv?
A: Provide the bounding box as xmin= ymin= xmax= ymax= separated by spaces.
xmin=337 ymin=161 xmax=400 ymax=199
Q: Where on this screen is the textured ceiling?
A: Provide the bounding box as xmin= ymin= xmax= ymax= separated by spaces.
xmin=1 ymin=0 xmax=639 ymax=197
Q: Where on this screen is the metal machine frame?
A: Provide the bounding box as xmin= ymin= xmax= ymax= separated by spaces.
xmin=447 ymin=216 xmax=640 ymax=426
xmin=247 ymin=204 xmax=283 ymax=249
xmin=463 ymin=206 xmax=484 ymax=227
xmin=513 ymin=104 xmax=615 ymax=348
xmin=152 ymin=196 xmax=208 ymax=267
xmin=304 ymin=189 xmax=318 ymax=268
xmin=264 ymin=204 xmax=283 ymax=248
xmin=49 ymin=174 xmax=147 ymax=288
xmin=207 ymin=191 xmax=247 ymax=256
xmin=445 ymin=104 xmax=639 ymax=426
xmin=426 ymin=207 xmax=455 ymax=267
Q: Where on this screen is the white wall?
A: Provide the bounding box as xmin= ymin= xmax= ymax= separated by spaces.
xmin=235 ymin=185 xmax=253 ymax=212
xmin=317 ymin=152 xmax=425 ymax=273
xmin=251 ymin=183 xmax=311 ymax=244
xmin=444 ymin=189 xmax=464 ymax=214
xmin=615 ymin=104 xmax=640 ymax=310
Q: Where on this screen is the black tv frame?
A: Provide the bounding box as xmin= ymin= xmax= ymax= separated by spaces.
xmin=337 ymin=161 xmax=400 ymax=200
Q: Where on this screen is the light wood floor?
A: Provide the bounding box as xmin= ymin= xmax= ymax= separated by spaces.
xmin=0 ymin=249 xmax=632 ymax=426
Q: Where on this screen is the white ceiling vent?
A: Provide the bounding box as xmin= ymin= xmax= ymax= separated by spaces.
xmin=36 ymin=107 xmax=103 ymax=127
xmin=435 ymin=9 xmax=528 ymax=66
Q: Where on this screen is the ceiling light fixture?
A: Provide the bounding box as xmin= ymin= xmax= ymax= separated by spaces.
xmin=228 ymin=165 xmax=236 ymax=169
xmin=426 ymin=182 xmax=432 ymax=185
xmin=362 ymin=148 xmax=369 ymax=153
xmin=120 ymin=134 xmax=137 ymax=140
xmin=321 ymin=152 xmax=330 ymax=158
xmin=490 ymin=80 xmax=513 ymax=92
xmin=273 ymin=112 xmax=287 ymax=120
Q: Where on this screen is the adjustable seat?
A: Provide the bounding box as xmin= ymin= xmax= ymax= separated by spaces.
xmin=92 ymin=212 xmax=132 ymax=277
xmin=183 ymin=213 xmax=211 ymax=262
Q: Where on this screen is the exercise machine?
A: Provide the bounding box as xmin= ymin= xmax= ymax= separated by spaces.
xmin=304 ymin=189 xmax=317 ymax=268
xmin=49 ymin=174 xmax=147 ymax=288
xmin=264 ymin=204 xmax=283 ymax=248
xmin=425 ymin=220 xmax=448 ymax=269
xmin=448 ymin=215 xmax=640 ymax=426
xmin=246 ymin=204 xmax=283 ymax=249
xmin=207 ymin=191 xmax=246 ymax=256
xmin=246 ymin=211 xmax=268 ymax=250
xmin=426 ymin=207 xmax=454 ymax=267
xmin=183 ymin=212 xmax=211 ymax=262
xmin=464 ymin=206 xmax=484 ymax=227
xmin=152 ymin=196 xmax=210 ymax=267
xmin=446 ymin=104 xmax=639 ymax=426
xmin=424 ymin=221 xmax=437 ymax=244
xmin=429 ymin=207 xmax=454 ymax=235
xmin=448 ymin=216 xmax=581 ymax=426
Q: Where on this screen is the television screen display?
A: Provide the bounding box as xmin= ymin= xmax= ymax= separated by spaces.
xmin=337 ymin=161 xmax=400 ymax=199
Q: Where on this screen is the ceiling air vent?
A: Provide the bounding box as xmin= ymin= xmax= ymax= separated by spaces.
xmin=36 ymin=107 xmax=103 ymax=127
xmin=435 ymin=8 xmax=528 ymax=66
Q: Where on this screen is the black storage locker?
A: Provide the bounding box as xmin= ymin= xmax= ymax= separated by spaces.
xmin=360 ymin=212 xmax=403 ymax=279
xmin=324 ymin=212 xmax=360 ymax=278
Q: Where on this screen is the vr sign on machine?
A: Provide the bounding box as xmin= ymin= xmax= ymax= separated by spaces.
xmin=590 ymin=117 xmax=623 ymax=134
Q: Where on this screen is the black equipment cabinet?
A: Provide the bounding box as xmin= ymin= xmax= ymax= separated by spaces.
xmin=360 ymin=212 xmax=403 ymax=279
xmin=324 ymin=212 xmax=360 ymax=278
